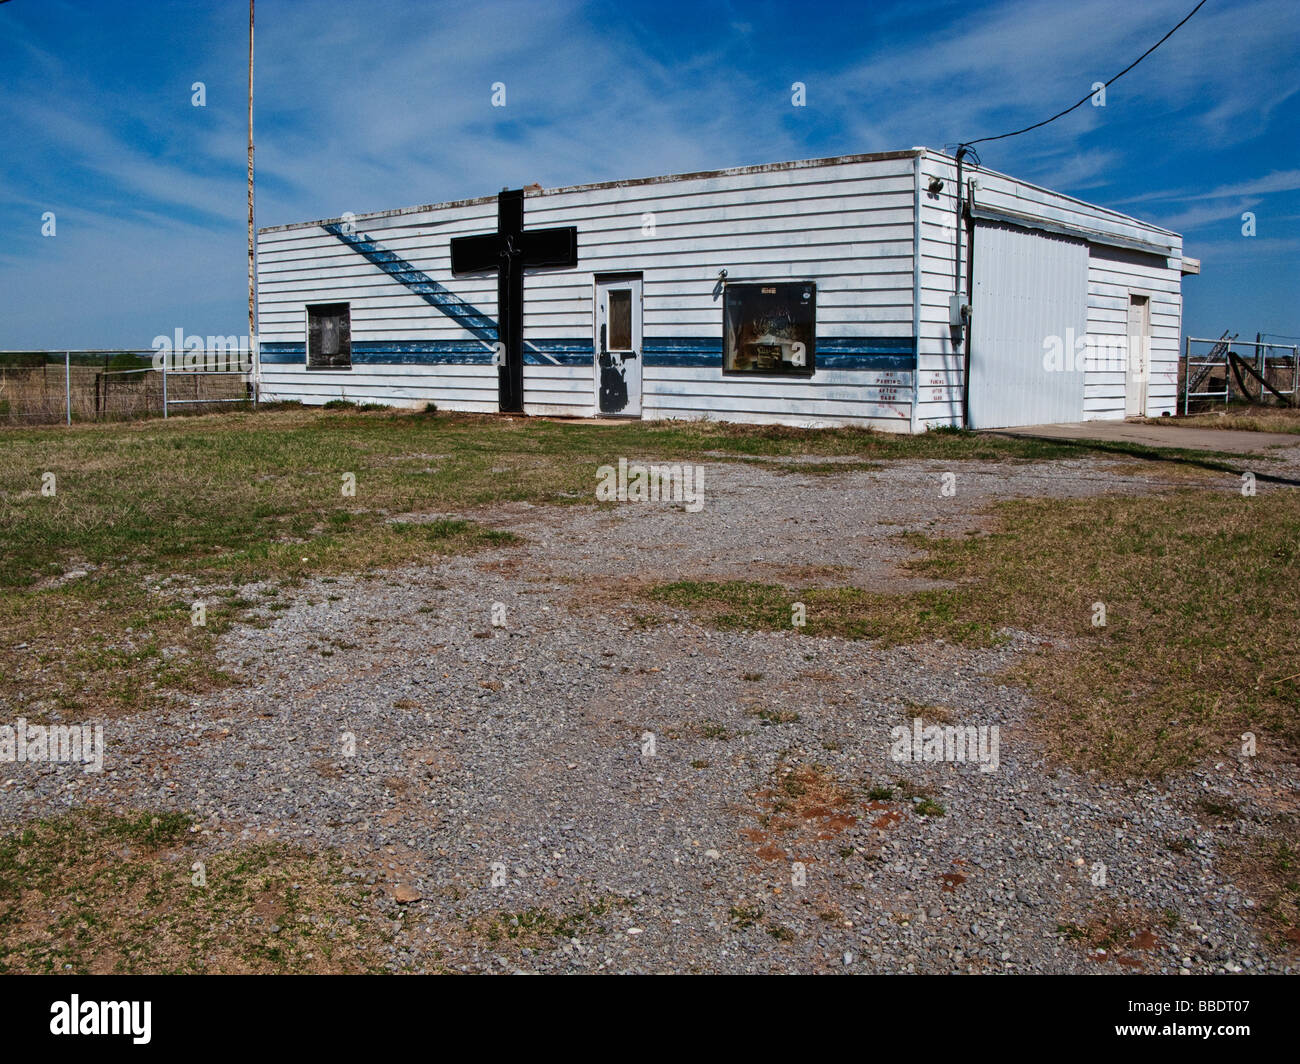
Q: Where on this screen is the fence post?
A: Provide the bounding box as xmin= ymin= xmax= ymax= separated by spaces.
xmin=1182 ymin=336 xmax=1187 ymax=416
xmin=65 ymin=351 xmax=71 ymax=425
xmin=162 ymin=359 xmax=168 ymax=418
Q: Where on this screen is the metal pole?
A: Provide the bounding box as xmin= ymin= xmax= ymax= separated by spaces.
xmin=1182 ymin=335 xmax=1188 ymax=416
xmin=65 ymin=351 xmax=71 ymax=425
xmin=248 ymin=0 xmax=257 ymax=347
xmin=162 ymin=360 xmax=168 ymax=418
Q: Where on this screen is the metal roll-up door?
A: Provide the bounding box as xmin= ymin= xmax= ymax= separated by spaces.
xmin=968 ymin=221 xmax=1088 ymax=428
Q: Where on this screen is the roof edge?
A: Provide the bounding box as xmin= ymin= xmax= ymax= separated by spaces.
xmin=922 ymin=148 xmax=1181 ymax=241
xmin=258 ymin=149 xmax=925 ymax=235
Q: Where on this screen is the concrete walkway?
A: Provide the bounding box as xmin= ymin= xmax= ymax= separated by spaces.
xmin=990 ymin=419 xmax=1298 ymax=455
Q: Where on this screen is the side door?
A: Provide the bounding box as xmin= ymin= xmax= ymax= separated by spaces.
xmin=594 ymin=275 xmax=642 ymax=417
xmin=1126 ymin=294 xmax=1150 ymax=417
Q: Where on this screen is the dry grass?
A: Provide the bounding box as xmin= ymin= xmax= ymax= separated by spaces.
xmin=1 ymin=405 xmax=1273 ymax=739
xmin=0 ymin=809 xmax=391 ymax=973
xmin=0 ymin=361 xmax=245 ymax=425
xmin=0 ymin=405 xmax=1146 ymax=722
xmin=1057 ymin=899 xmax=1172 ymax=968
xmin=463 ymin=896 xmax=632 ymax=954
xmin=1218 ymin=829 xmax=1300 ymax=950
xmin=1146 ymin=405 xmax=1300 ymax=435
xmin=743 ymin=761 xmax=862 ymax=864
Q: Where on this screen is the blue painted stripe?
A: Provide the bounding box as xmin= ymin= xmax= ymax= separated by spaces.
xmin=323 ymin=224 xmax=499 ymax=343
xmin=523 ymin=341 xmax=593 ymax=366
xmin=643 ymin=336 xmax=916 ymax=370
xmin=259 ymin=342 xmax=307 ymax=364
xmin=260 ymin=337 xmax=917 ymax=371
xmin=817 ymin=353 xmax=915 ymax=370
xmin=259 ymin=340 xmax=587 ymax=366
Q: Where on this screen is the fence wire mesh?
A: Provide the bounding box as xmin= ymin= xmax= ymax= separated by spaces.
xmin=0 ymin=351 xmax=253 ymax=425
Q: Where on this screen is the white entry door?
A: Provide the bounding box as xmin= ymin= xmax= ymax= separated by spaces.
xmin=1126 ymin=294 xmax=1150 ymax=417
xmin=594 ymin=275 xmax=642 ymax=417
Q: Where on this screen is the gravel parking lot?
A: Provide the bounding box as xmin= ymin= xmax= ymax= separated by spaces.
xmin=3 ymin=453 xmax=1295 ymax=974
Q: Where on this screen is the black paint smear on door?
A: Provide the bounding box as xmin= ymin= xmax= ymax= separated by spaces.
xmin=598 ymin=353 xmax=628 ymax=414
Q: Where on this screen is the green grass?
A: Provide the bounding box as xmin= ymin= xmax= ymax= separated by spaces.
xmin=472 ymin=896 xmax=631 ymax=948
xmin=647 ymin=487 xmax=1300 ymax=777
xmin=0 ymin=405 xmax=1240 ymax=591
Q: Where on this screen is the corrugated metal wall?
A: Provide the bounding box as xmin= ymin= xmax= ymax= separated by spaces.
xmin=968 ymin=221 xmax=1088 ymax=428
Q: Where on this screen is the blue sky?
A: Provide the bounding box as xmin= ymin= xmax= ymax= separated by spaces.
xmin=1 ymin=0 xmax=1296 ymax=349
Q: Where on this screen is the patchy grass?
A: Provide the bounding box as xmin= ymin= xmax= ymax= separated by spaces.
xmin=1060 ymin=900 xmax=1164 ymax=946
xmin=1219 ymin=834 xmax=1300 ymax=950
xmin=649 ymin=486 xmax=1300 ymax=777
xmin=470 ymin=896 xmax=631 ymax=951
xmin=914 ymin=797 xmax=946 ymax=817
xmin=745 ymin=704 xmax=801 ymax=726
xmin=1057 ymin=900 xmax=1166 ymax=967
xmin=0 ymin=409 xmax=547 ymax=720
xmin=0 ymin=809 xmax=390 ymax=974
xmin=0 ymin=406 xmax=1273 ymax=734
xmin=649 ymin=579 xmax=1003 ymax=645
xmin=1148 ymin=405 xmax=1300 ymax=435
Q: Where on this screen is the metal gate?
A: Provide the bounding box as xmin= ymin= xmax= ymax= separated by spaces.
xmin=968 ymin=221 xmax=1089 ymax=428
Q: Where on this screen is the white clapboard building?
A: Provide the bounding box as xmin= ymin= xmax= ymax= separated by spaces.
xmin=255 ymin=148 xmax=1195 ymax=431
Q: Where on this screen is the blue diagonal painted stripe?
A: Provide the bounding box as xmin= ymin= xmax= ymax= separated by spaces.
xmin=323 ymin=223 xmax=498 ymax=342
xmin=321 ymin=224 xmax=564 ymax=364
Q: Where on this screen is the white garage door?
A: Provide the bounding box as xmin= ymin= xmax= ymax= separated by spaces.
xmin=968 ymin=221 xmax=1088 ymax=428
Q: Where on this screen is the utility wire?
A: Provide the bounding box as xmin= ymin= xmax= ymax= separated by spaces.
xmin=964 ymin=0 xmax=1209 ymax=148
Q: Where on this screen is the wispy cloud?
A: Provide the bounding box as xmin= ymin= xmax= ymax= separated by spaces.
xmin=0 ymin=0 xmax=1295 ymax=346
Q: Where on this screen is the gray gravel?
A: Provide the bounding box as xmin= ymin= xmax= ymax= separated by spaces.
xmin=1 ymin=455 xmax=1293 ymax=974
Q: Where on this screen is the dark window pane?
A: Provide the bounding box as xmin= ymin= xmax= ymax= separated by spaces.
xmin=321 ymin=316 xmax=339 ymax=355
xmin=608 ymin=289 xmax=632 ymax=350
xmin=722 ymin=283 xmax=815 ymax=375
xmin=307 ymin=303 xmax=351 ymax=368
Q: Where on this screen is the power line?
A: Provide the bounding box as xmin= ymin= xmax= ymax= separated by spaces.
xmin=964 ymin=0 xmax=1209 ymax=148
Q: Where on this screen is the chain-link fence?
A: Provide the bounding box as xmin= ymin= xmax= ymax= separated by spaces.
xmin=0 ymin=351 xmax=254 ymax=425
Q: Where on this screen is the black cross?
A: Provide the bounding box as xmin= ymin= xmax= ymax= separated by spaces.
xmin=450 ymin=189 xmax=578 ymax=413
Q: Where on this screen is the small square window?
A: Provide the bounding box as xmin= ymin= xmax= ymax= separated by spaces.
xmin=307 ymin=303 xmax=351 ymax=369
xmin=608 ymin=289 xmax=633 ymax=350
xmin=723 ymin=282 xmax=815 ymax=375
